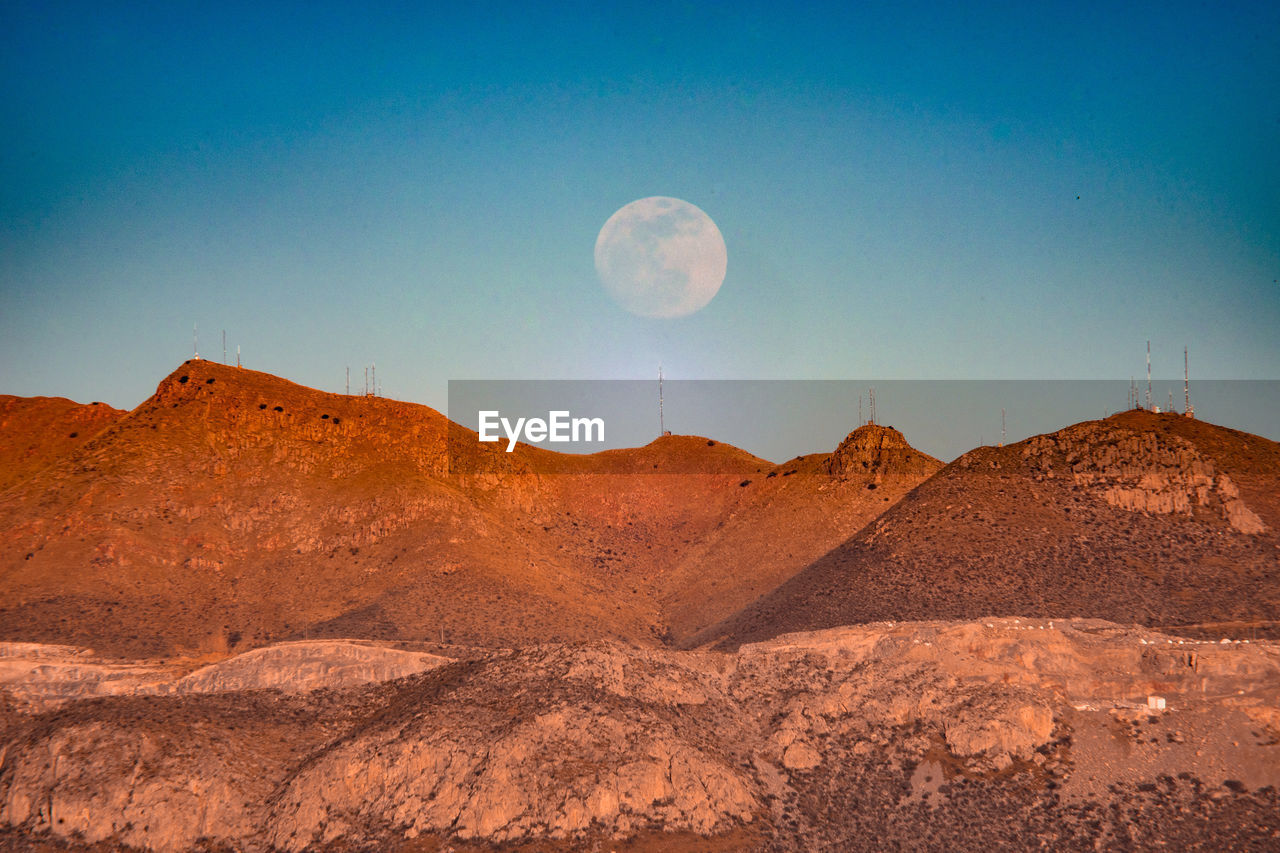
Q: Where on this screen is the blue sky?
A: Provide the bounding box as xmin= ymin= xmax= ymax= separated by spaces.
xmin=2 ymin=1 xmax=1277 ymax=422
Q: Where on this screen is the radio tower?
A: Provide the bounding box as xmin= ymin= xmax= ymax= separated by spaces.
xmin=193 ymin=324 xmax=199 ymax=360
xmin=658 ymin=366 xmax=665 ymax=436
xmin=236 ymin=345 xmax=241 ymax=368
xmin=1000 ymin=407 xmax=1006 ymax=447
xmin=1184 ymin=347 xmax=1194 ymax=418
xmin=222 ymin=330 xmax=227 ymax=364
xmin=1146 ymin=341 xmax=1152 ymax=412
xmin=869 ymin=388 xmax=876 ymax=425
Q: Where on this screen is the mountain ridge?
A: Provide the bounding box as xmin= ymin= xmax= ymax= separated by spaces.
xmin=0 ymin=361 xmax=938 ymax=657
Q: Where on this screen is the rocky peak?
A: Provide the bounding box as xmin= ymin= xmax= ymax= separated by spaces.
xmin=825 ymin=423 xmax=940 ymax=481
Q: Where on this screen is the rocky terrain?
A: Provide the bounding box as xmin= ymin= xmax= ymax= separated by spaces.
xmin=0 ymin=361 xmax=936 ymax=657
xmin=0 ymin=640 xmax=451 ymax=711
xmin=3 ymin=364 xmax=1279 ymax=851
xmin=1 ymin=619 xmax=1278 ymax=851
xmin=700 ymin=410 xmax=1280 ymax=649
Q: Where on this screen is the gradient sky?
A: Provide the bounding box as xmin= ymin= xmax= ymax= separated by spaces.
xmin=3 ymin=1 xmax=1278 ymax=422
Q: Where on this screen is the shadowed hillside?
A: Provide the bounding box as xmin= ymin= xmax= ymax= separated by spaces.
xmin=698 ymin=410 xmax=1280 ymax=649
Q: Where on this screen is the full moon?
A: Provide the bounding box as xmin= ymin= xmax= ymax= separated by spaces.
xmin=594 ymin=197 xmax=727 ymax=318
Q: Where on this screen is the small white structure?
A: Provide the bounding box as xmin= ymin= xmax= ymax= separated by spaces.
xmin=1147 ymin=695 xmax=1166 ymax=711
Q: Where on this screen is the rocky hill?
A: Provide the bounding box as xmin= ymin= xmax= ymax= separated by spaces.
xmin=699 ymin=410 xmax=1280 ymax=649
xmin=660 ymin=425 xmax=941 ymax=641
xmin=0 ymin=395 xmax=125 ymax=492
xmin=2 ymin=620 xmax=1278 ymax=851
xmin=0 ymin=362 xmax=937 ymax=657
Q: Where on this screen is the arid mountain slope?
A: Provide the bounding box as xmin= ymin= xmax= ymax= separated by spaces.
xmin=0 ymin=361 xmax=656 ymax=656
xmin=3 ymin=620 xmax=1279 ymax=851
xmin=0 ymin=395 xmax=125 ymax=492
xmin=0 ymin=363 xmax=937 ymax=657
xmin=701 ymin=410 xmax=1280 ymax=649
xmin=659 ymin=425 xmax=941 ymax=641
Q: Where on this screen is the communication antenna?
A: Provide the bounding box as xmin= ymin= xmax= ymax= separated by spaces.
xmin=1184 ymin=346 xmax=1193 ymax=418
xmin=858 ymin=394 xmax=862 ymax=427
xmin=222 ymin=329 xmax=227 ymax=364
xmin=869 ymin=387 xmax=876 ymax=425
xmin=193 ymin=323 xmax=199 ymax=360
xmin=1146 ymin=340 xmax=1152 ymax=412
xmin=346 ymin=367 xmax=350 ymax=395
xmin=1000 ymin=407 xmax=1006 ymax=447
xmin=658 ymin=365 xmax=665 ymax=436
xmin=364 ymin=366 xmax=369 ymax=395
xmin=236 ymin=345 xmax=241 ymax=368
xmin=372 ymin=363 xmax=376 ymax=397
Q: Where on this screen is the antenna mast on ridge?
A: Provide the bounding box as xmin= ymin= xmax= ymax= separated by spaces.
xmin=1000 ymin=407 xmax=1006 ymax=447
xmin=658 ymin=366 xmax=665 ymax=436
xmin=222 ymin=330 xmax=227 ymax=364
xmin=869 ymin=388 xmax=876 ymax=425
xmin=1146 ymin=341 xmax=1152 ymax=412
xmin=193 ymin=324 xmax=199 ymax=360
xmin=1184 ymin=346 xmax=1194 ymax=418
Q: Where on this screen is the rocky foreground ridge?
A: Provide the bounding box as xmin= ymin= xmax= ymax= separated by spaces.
xmin=2 ymin=618 xmax=1279 ymax=851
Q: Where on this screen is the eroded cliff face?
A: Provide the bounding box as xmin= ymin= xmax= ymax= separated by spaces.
xmin=3 ymin=620 xmax=1279 ymax=851
xmin=1022 ymin=422 xmax=1267 ymax=534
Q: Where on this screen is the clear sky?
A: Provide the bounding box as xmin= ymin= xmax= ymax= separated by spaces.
xmin=3 ymin=1 xmax=1278 ymax=422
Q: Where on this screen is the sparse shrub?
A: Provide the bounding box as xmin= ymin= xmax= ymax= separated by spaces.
xmin=178 ymin=375 xmax=189 ymax=383
xmin=274 ymin=405 xmax=283 ymax=412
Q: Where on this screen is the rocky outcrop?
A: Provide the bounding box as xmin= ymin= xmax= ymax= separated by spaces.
xmin=0 ymin=640 xmax=450 ymax=711
xmin=1022 ymin=422 xmax=1268 ymax=533
xmin=825 ymin=424 xmax=942 ymax=482
xmin=4 ymin=621 xmax=1280 ymax=851
xmin=173 ymin=641 xmax=450 ymax=694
